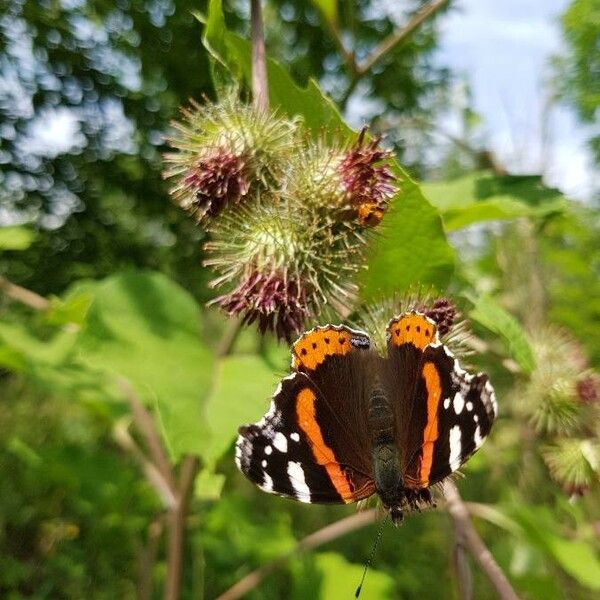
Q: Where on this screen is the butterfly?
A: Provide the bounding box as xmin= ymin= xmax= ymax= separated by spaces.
xmin=235 ymin=311 xmax=496 ymax=524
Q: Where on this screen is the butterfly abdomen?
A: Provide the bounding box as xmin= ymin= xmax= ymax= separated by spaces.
xmin=368 ymin=388 xmax=403 ymax=515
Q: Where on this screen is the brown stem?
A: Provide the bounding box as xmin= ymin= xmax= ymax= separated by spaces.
xmin=251 ymin=0 xmax=269 ymax=111
xmin=138 ymin=516 xmax=164 ymax=600
xmin=120 ymin=380 xmax=177 ymax=492
xmin=164 ymin=455 xmax=200 ymax=600
xmin=452 ymin=517 xmax=473 ymax=600
xmin=0 ymin=275 xmax=49 ymax=311
xmin=215 ymin=508 xmax=379 ymax=600
xmin=443 ymin=481 xmax=520 ymax=600
xmin=356 ymin=0 xmax=449 ymax=75
xmin=112 ymin=418 xmax=177 ymax=509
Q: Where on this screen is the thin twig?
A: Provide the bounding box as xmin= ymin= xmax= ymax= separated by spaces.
xmin=251 ymin=0 xmax=269 ymax=111
xmin=0 ymin=275 xmax=49 ymax=311
xmin=138 ymin=516 xmax=164 ymax=600
xmin=164 ymin=455 xmax=200 ymax=600
xmin=357 ymin=0 xmax=449 ymax=75
xmin=120 ymin=380 xmax=177 ymax=491
xmin=452 ymin=516 xmax=473 ymax=600
xmin=112 ymin=418 xmax=177 ymax=509
xmin=443 ymin=481 xmax=520 ymax=600
xmin=215 ymin=509 xmax=379 ymax=600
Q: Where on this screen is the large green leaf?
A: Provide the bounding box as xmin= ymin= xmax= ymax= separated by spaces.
xmin=314 ymin=552 xmax=394 ymax=599
xmin=76 ymin=271 xmax=214 ymax=459
xmin=423 ymin=171 xmax=566 ymax=231
xmin=0 ymin=226 xmax=36 ymax=250
xmin=359 ymin=175 xmax=456 ymax=300
xmin=202 ymin=0 xmax=454 ymax=299
xmin=203 ymin=354 xmax=284 ymax=466
xmin=467 ymin=294 xmax=536 ymax=373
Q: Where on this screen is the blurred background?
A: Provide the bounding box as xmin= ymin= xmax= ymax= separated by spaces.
xmin=0 ymin=0 xmax=598 ymax=598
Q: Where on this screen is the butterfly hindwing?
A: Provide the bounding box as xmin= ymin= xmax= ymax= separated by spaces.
xmin=403 ymin=344 xmax=497 ymax=488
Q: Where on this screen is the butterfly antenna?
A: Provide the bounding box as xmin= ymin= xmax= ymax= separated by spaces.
xmin=355 ymin=514 xmax=389 ymax=598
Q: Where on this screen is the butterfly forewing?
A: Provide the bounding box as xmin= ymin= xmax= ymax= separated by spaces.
xmin=236 ymin=326 xmax=377 ymax=504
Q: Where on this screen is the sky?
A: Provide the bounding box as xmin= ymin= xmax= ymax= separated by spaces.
xmin=435 ymin=0 xmax=597 ymax=199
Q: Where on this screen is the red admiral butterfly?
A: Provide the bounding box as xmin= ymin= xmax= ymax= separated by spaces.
xmin=236 ymin=311 xmax=496 ymax=525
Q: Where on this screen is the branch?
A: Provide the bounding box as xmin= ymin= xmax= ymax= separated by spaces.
xmin=0 ymin=275 xmax=49 ymax=311
xmin=452 ymin=514 xmax=473 ymax=600
xmin=138 ymin=516 xmax=164 ymax=600
xmin=356 ymin=0 xmax=449 ymax=76
xmin=119 ymin=380 xmax=177 ymax=492
xmin=164 ymin=455 xmax=200 ymax=600
xmin=251 ymin=0 xmax=269 ymax=111
xmin=443 ymin=481 xmax=520 ymax=600
xmin=112 ymin=418 xmax=177 ymax=509
xmin=215 ymin=508 xmax=379 ymax=600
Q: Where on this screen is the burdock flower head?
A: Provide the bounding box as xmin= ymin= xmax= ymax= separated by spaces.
xmin=163 ymin=94 xmax=297 ymax=222
xmin=288 ymin=128 xmax=398 ymax=228
xmin=339 ymin=128 xmax=398 ymax=226
xmin=205 ymin=199 xmax=362 ymax=341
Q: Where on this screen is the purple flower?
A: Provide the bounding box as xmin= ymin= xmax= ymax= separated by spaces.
xmin=421 ymin=298 xmax=457 ymax=336
xmin=215 ymin=271 xmax=309 ymax=342
xmin=182 ymin=150 xmax=250 ymax=220
xmin=338 ymin=128 xmax=398 ymax=226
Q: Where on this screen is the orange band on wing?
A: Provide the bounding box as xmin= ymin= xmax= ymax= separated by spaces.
xmin=292 ymin=328 xmax=353 ymax=372
xmin=389 ymin=314 xmax=437 ymax=350
xmin=295 ymin=388 xmax=354 ymax=502
xmin=419 ymin=362 xmax=442 ymax=486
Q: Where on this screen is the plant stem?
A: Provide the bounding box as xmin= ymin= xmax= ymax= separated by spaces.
xmin=356 ymin=0 xmax=449 ymax=75
xmin=164 ymin=455 xmax=200 ymax=600
xmin=215 ymin=509 xmax=379 ymax=600
xmin=443 ymin=481 xmax=520 ymax=600
xmin=0 ymin=275 xmax=49 ymax=311
xmin=251 ymin=0 xmax=269 ymax=111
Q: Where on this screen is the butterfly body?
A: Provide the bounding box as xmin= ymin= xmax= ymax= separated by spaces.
xmin=236 ymin=312 xmax=496 ymax=524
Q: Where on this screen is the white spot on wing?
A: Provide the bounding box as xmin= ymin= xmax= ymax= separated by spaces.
xmin=443 ymin=397 xmax=451 ymax=410
xmin=474 ymin=414 xmax=479 ymax=423
xmin=259 ymin=472 xmax=274 ymax=493
xmin=287 ymin=461 xmax=311 ymax=503
xmin=453 ymin=392 xmax=465 ymax=415
xmin=290 ymin=432 xmax=300 ymax=442
xmin=474 ymin=425 xmax=483 ymax=449
xmin=261 ymin=459 xmax=267 ymax=468
xmin=466 ymin=401 xmax=473 ymax=412
xmin=264 ymin=445 xmax=272 ymax=455
xmin=449 ymin=425 xmax=462 ymax=471
xmin=273 ymin=432 xmax=288 ymax=453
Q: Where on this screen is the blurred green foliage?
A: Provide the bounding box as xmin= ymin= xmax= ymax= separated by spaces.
xmin=0 ymin=0 xmax=599 ymax=599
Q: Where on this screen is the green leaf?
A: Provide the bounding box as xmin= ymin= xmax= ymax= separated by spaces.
xmin=511 ymin=506 xmax=600 ymax=591
xmin=467 ymin=294 xmax=536 ymax=373
xmin=311 ymin=0 xmax=338 ymax=26
xmin=314 ymin=552 xmax=394 ymax=599
xmin=0 ymin=321 xmax=77 ymax=366
xmin=423 ymin=171 xmax=566 ymax=231
xmin=46 ymin=292 xmax=93 ymax=327
xmin=76 ymin=271 xmax=215 ymax=460
xmin=0 ymin=226 xmax=36 ymax=250
xmin=359 ymin=175 xmax=456 ymax=300
xmin=203 ymin=354 xmax=284 ymax=466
